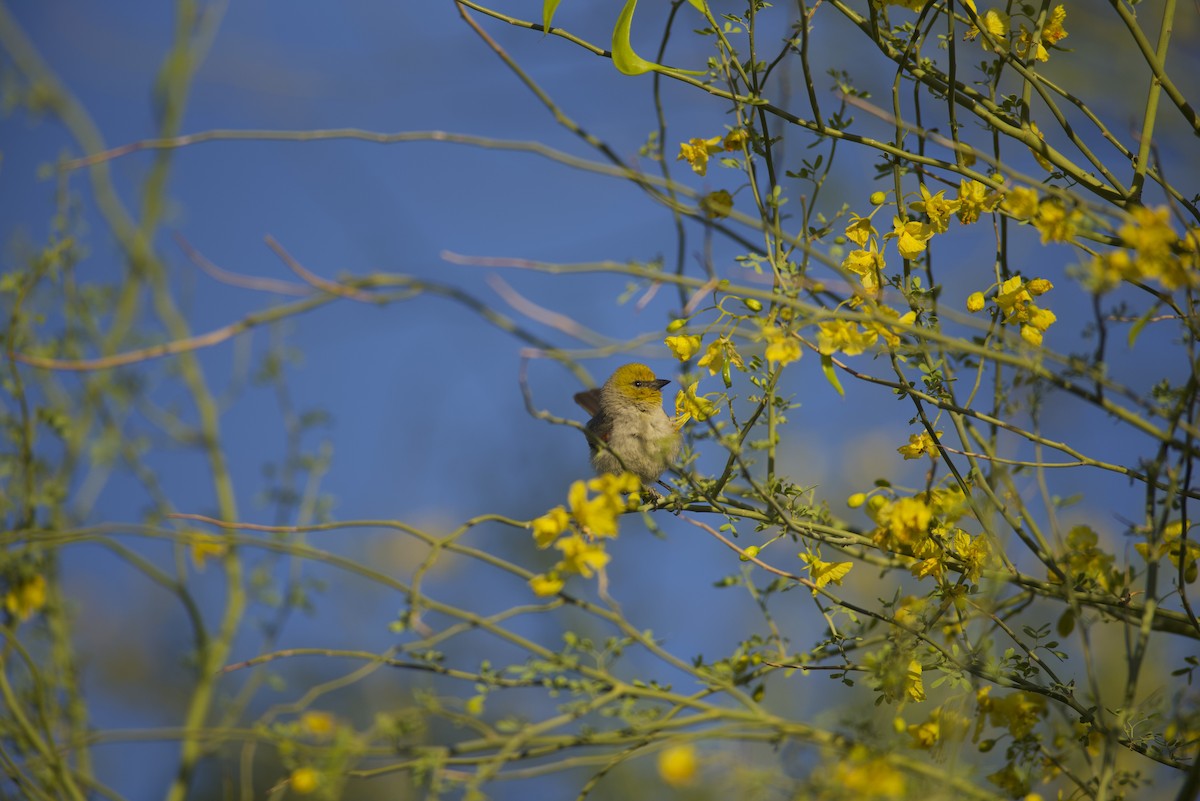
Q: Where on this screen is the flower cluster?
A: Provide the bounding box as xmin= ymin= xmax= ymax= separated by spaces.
xmin=857 ymin=486 xmax=989 ymax=582
xmin=967 ymin=274 xmax=1057 ymax=346
xmin=1135 ymin=520 xmax=1200 ymax=584
xmin=966 ymin=2 xmax=1069 ymax=63
xmin=677 ymin=128 xmax=749 ymax=177
xmin=527 ymin=472 xmax=642 ymax=596
xmin=1088 ymin=205 xmax=1200 ymax=292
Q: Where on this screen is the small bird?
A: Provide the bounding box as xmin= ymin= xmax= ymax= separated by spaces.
xmin=574 ymin=363 xmax=680 ymax=489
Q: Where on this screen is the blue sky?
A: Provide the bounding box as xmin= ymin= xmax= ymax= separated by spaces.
xmin=3 ymin=2 xmax=1199 ymax=798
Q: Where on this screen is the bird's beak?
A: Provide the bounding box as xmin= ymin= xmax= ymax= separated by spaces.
xmin=653 ymin=378 xmax=670 ymax=390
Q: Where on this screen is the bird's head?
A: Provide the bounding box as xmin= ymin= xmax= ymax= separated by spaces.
xmin=606 ymin=363 xmax=670 ymax=406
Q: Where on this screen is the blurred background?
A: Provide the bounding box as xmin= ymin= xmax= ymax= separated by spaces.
xmin=2 ymin=1 xmax=1199 ymax=798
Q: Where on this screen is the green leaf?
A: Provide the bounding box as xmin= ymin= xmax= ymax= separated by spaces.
xmin=821 ymin=354 xmax=844 ymax=396
xmin=612 ymin=0 xmax=657 ymax=75
xmin=542 ymin=0 xmax=562 ymax=31
xmin=1127 ymin=302 xmax=1159 ymax=347
xmin=612 ymin=0 xmax=707 ymax=76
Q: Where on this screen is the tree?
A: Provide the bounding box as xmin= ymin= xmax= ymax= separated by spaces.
xmin=1 ymin=1 xmax=1198 ymax=799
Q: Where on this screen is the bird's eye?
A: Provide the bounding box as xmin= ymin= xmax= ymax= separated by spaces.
xmin=633 ymin=381 xmax=645 ymax=388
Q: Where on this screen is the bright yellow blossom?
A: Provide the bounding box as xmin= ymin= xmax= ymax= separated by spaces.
xmin=1003 ymin=186 xmax=1040 ymax=219
xmin=189 ymin=533 xmax=227 ymax=571
xmin=696 ymin=336 xmax=744 ymax=377
xmin=567 ymin=476 xmax=634 ymax=539
xmin=909 ymin=184 xmax=960 ymax=234
xmin=845 ymin=213 xmax=877 ymax=247
xmin=722 ymin=128 xmax=749 ymax=151
xmin=761 ymin=323 xmax=802 ymax=366
xmin=556 ymin=534 xmax=611 ymax=577
xmin=300 ymin=711 xmax=337 ymax=738
xmin=675 ymin=380 xmax=719 ymax=425
xmin=817 ymin=320 xmax=877 ymax=356
xmin=677 ymin=136 xmax=723 ymax=176
xmin=529 ymin=572 xmax=565 ymax=596
xmin=1032 ymin=200 xmax=1080 ymax=243
xmin=664 ymin=334 xmax=702 ymax=361
xmin=886 ymin=216 xmax=934 ymax=259
xmin=4 ymin=574 xmax=47 ymax=622
xmin=966 ymin=291 xmax=986 ymax=312
xmin=956 ymin=179 xmax=1004 ymax=224
xmin=531 ymin=506 xmax=570 ymax=548
xmin=699 ymin=189 xmax=733 ymax=219
xmin=842 ymin=246 xmax=886 ymax=295
xmin=657 ymin=744 xmax=698 ymax=787
xmin=898 ymin=431 xmax=940 ymax=460
xmin=967 ymin=7 xmax=1010 ymax=49
xmin=1027 ymin=120 xmax=1054 ymax=171
xmin=800 ymin=553 xmax=854 ymax=592
xmin=290 ymin=767 xmax=321 ymax=795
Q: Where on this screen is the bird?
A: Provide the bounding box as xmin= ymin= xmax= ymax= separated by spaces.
xmin=573 ymin=363 xmax=680 ymax=490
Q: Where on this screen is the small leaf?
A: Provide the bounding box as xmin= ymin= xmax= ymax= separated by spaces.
xmin=1127 ymin=302 xmax=1159 ymax=347
xmin=821 ymin=354 xmax=844 ymax=396
xmin=542 ymin=0 xmax=563 ymax=31
xmin=612 ymin=0 xmax=707 ymax=76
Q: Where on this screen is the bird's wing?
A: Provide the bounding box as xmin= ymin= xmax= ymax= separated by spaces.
xmin=582 ymin=408 xmax=612 ymax=454
xmin=573 ymin=388 xmax=603 ymax=418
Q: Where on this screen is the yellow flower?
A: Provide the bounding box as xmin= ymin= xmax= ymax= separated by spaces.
xmin=954 ymin=530 xmax=992 ymax=581
xmin=300 ymin=711 xmax=336 ymax=738
xmin=1032 ymin=200 xmax=1079 ymax=243
xmin=905 ymin=659 xmax=926 ymax=701
xmin=845 ymin=213 xmax=877 ymax=247
xmin=871 ymin=496 xmax=934 ymax=552
xmin=764 ymin=337 xmax=801 ymax=366
xmin=556 ymin=534 xmax=610 ymax=578
xmin=189 ymin=533 xmax=227 ymax=571
xmin=664 ymin=334 xmax=702 ymax=361
xmin=799 ymin=553 xmax=854 ymax=591
xmin=1026 ymin=277 xmax=1053 ymax=296
xmin=908 ymin=184 xmax=960 ymax=234
xmin=657 ymin=744 xmax=698 ymax=787
xmin=1028 ymin=306 xmax=1056 ymax=331
xmin=1042 ymin=4 xmax=1068 ymax=44
xmin=531 ymin=506 xmax=570 ymax=548
xmin=1020 ymin=325 xmax=1043 ymax=346
xmin=699 ymin=189 xmax=733 ymax=219
xmin=696 ymin=336 xmax=744 ymax=377
xmin=886 ymin=216 xmax=934 ymax=259
xmin=908 ymin=717 xmax=941 ymax=749
xmin=1027 ymin=120 xmax=1054 ymax=171
xmin=677 ymin=136 xmax=723 ymax=176
xmin=675 ymin=380 xmax=719 ymax=425
xmin=568 ymin=475 xmax=637 ymax=539
xmin=966 ymin=291 xmax=986 ymax=312
xmin=986 ymin=691 xmax=1046 ymax=738
xmin=529 ymin=572 xmax=565 ymax=596
xmin=956 ymin=180 xmax=1004 ymax=225
xmin=1119 ymin=205 xmax=1194 ymax=290
xmin=1016 ymin=5 xmax=1067 ymax=61
xmin=897 ymin=431 xmax=940 ymax=460
xmin=817 ymin=320 xmax=877 ymax=356
xmin=832 ymin=754 xmax=907 ymax=799
xmin=761 ymin=323 xmax=802 ymax=366
xmin=290 ymin=767 xmax=321 ymax=795
xmin=842 ymin=246 xmax=886 ymax=295
xmin=1003 ymin=186 xmax=1039 ymax=220
xmin=4 ymin=574 xmax=47 ymax=622
xmin=966 ymin=8 xmax=1010 ymax=48
xmin=995 ymin=275 xmax=1031 ymax=314
xmin=722 ymin=128 xmax=749 ymax=151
